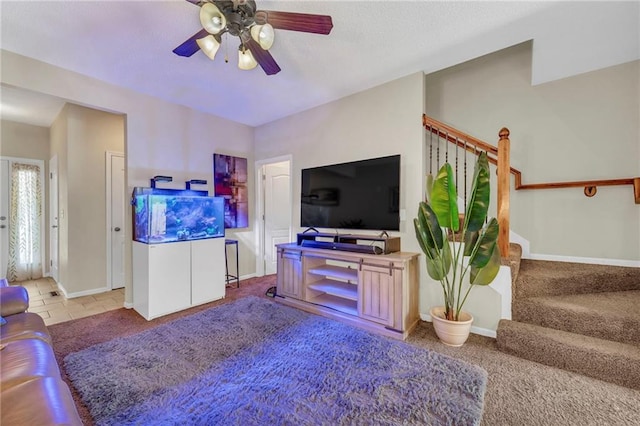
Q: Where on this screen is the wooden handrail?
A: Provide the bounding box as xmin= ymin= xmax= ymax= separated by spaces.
xmin=423 ymin=114 xmax=639 ymax=203
xmin=422 ymin=114 xmax=640 ymax=257
xmin=423 ymin=115 xmax=498 ymax=155
xmin=422 ymin=114 xmax=511 ymax=256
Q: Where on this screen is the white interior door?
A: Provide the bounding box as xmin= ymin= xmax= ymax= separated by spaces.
xmin=0 ymin=159 xmax=9 ymax=279
xmin=109 ymin=154 xmax=125 ymax=289
xmin=49 ymin=156 xmax=59 ymax=282
xmin=263 ymin=161 xmax=291 ymax=275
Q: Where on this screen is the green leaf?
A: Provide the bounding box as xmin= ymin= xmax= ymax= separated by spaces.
xmin=463 ymin=230 xmax=479 ymax=256
xmin=415 ymin=202 xmax=443 ymax=250
xmin=425 ymin=173 xmax=434 ymax=203
xmin=470 ymin=241 xmax=501 ymax=285
xmin=414 ymin=202 xmax=452 ymax=281
xmin=430 ymin=163 xmax=459 ymax=231
xmin=425 ymin=238 xmax=453 ymax=281
xmin=469 ymin=218 xmax=499 ymax=269
xmin=464 ymin=152 xmax=491 ymax=232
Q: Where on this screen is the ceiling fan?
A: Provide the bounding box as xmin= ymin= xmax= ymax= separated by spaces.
xmin=173 ymin=0 xmax=333 ymax=75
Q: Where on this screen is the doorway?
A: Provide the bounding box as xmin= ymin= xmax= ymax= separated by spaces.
xmin=0 ymin=159 xmax=9 ymax=278
xmin=49 ymin=156 xmax=59 ymax=282
xmin=106 ymin=152 xmax=125 ymax=289
xmin=256 ymin=157 xmax=292 ymax=276
xmin=0 ymin=157 xmax=46 ymax=281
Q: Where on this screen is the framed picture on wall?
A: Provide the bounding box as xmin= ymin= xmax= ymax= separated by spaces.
xmin=213 ymin=154 xmax=248 ymax=229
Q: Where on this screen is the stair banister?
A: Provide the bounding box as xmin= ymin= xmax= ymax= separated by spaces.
xmin=497 ymin=128 xmax=511 ymax=258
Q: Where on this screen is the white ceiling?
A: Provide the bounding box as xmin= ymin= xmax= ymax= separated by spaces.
xmin=0 ymin=1 xmax=637 ymax=128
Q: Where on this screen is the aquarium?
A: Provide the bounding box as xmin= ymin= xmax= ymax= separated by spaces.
xmin=133 ymin=194 xmax=225 ymax=244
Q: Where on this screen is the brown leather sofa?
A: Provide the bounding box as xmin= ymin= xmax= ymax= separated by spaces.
xmin=1 ymin=279 xmax=83 ymax=425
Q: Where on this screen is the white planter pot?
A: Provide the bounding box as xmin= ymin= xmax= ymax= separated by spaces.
xmin=430 ymin=306 xmax=473 ymax=347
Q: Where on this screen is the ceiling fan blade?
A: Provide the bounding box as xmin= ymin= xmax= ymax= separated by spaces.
xmin=255 ymin=10 xmax=333 ymax=35
xmin=173 ymin=29 xmax=209 ymax=57
xmin=246 ymin=38 xmax=281 ymax=75
xmin=184 ymin=0 xmax=204 ymax=6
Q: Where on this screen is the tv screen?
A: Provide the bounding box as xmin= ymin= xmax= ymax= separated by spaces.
xmin=301 ymin=155 xmax=400 ymax=231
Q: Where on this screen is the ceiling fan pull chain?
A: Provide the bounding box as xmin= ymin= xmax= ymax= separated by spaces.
xmin=224 ymin=33 xmax=229 ymax=63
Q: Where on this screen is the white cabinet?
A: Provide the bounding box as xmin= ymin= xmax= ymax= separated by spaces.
xmin=275 ymin=243 xmax=419 ymax=340
xmin=133 ymin=238 xmax=225 ymax=320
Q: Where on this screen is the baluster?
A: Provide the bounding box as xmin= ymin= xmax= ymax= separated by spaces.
xmin=455 ymin=137 xmax=459 ymax=200
xmin=445 ymin=132 xmax=449 ymax=163
xmin=464 ymin=139 xmax=468 ymax=211
xmin=429 ymin=126 xmax=433 ymax=175
xmin=436 ymin=127 xmax=440 ymax=167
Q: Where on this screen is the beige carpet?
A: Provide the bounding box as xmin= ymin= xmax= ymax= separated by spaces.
xmin=49 ymin=275 xmax=640 ymax=426
xmin=498 ymin=258 xmax=640 ymax=390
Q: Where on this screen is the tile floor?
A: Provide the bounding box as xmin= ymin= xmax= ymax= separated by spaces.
xmin=18 ymin=277 xmax=125 ymax=326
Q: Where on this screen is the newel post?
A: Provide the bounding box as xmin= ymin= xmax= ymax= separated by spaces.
xmin=497 ymin=128 xmax=510 ymax=257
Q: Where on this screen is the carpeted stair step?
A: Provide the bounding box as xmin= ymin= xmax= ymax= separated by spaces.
xmin=516 ymin=259 xmax=640 ymax=299
xmin=513 ymin=290 xmax=640 ymax=346
xmin=496 ymin=319 xmax=640 ymax=390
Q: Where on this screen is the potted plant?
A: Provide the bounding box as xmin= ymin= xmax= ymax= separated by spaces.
xmin=414 ymin=152 xmax=501 ymax=346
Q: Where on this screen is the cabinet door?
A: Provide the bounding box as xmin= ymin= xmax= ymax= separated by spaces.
xmin=191 ymin=238 xmax=225 ymax=305
xmin=147 ymin=242 xmax=191 ymax=318
xmin=276 ymin=250 xmax=303 ymax=299
xmin=359 ymin=264 xmax=396 ymax=326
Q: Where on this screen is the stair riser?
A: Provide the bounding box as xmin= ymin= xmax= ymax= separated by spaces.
xmin=497 ymin=321 xmax=640 ymax=391
xmin=513 ymin=301 xmax=640 ymax=346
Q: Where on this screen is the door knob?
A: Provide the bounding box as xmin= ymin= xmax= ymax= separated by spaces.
xmin=0 ymin=216 xmax=6 ymax=220
xmin=52 ymin=225 xmax=58 ymax=228
xmin=114 ymin=227 xmax=121 ymax=232
xmin=0 ymin=225 xmax=5 ymax=229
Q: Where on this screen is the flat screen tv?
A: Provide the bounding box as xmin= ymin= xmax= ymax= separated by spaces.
xmin=301 ymin=155 xmax=400 ymax=231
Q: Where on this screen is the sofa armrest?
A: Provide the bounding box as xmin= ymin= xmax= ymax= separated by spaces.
xmin=0 ymin=286 xmax=30 ymax=316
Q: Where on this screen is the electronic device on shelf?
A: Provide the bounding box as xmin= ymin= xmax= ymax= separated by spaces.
xmin=300 ymin=155 xmax=401 ymax=232
xmin=296 ymin=229 xmax=400 ymax=255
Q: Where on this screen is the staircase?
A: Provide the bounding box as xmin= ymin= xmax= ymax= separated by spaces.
xmin=496 ymin=258 xmax=640 ymax=390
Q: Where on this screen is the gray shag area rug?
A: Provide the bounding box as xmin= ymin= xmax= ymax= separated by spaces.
xmin=64 ymin=296 xmax=487 ymax=425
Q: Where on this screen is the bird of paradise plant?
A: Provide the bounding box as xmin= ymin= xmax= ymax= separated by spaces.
xmin=414 ymin=152 xmax=501 ymax=321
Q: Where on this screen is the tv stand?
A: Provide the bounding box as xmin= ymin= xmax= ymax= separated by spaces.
xmin=275 ymin=243 xmax=419 ymax=340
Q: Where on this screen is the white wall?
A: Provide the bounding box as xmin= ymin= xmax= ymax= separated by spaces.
xmin=255 ymin=72 xmax=425 ymax=237
xmin=1 ymin=50 xmax=255 ymax=305
xmin=425 ymin=42 xmax=640 ymax=263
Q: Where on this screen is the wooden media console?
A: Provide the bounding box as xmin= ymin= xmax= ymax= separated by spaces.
xmin=275 ymin=243 xmax=420 ymax=340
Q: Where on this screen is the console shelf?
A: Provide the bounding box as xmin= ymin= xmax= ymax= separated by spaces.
xmin=308 ymin=265 xmax=358 ymax=282
xmin=308 ymin=279 xmax=358 ymax=301
xmin=309 ymin=293 xmax=358 ymax=316
xmin=276 ymin=243 xmax=419 ymax=340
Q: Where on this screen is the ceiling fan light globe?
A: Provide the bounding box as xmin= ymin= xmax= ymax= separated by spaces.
xmin=200 ymin=3 xmax=226 ymax=35
xmin=238 ymin=47 xmax=258 ymax=70
xmin=196 ymin=35 xmax=220 ymax=61
xmin=250 ymin=24 xmax=275 ymax=50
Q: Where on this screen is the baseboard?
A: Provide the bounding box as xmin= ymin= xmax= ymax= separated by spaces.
xmin=470 ymin=326 xmax=496 ymax=339
xmin=56 ymin=282 xmax=69 ymax=298
xmin=124 ymin=302 xmax=133 ymax=309
xmin=420 ymin=314 xmax=497 ymax=339
xmin=528 ymin=253 xmax=640 ymax=268
xmin=64 ymin=286 xmax=111 ymax=299
xmin=240 ymin=273 xmax=257 ymax=280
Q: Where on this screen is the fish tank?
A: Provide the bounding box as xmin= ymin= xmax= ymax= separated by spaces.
xmin=133 ymin=193 xmax=225 ymax=244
